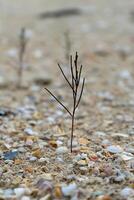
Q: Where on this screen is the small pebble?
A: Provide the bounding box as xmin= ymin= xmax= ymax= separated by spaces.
xmin=14 ymin=188 xmax=26 ymax=198
xmin=120 ymin=187 xmax=134 ymax=197
xmin=24 ymin=128 xmax=38 ymax=136
xmin=29 ymin=156 xmax=37 ymax=162
xmin=62 ymin=183 xmax=77 ymax=197
xmin=3 ymin=150 xmax=18 ymax=160
xmin=119 ymin=70 xmax=131 ymax=80
xmin=77 ymin=160 xmax=88 ymax=166
xmin=38 ymin=157 xmax=48 ymax=163
xmin=114 ymin=174 xmax=125 ymax=182
xmin=21 ymin=196 xmax=31 ymax=200
xmin=6 ymin=48 xmax=17 ymax=58
xmin=36 ymin=179 xmax=52 ymax=192
xmin=120 ymin=152 xmax=134 ymax=161
xmin=95 ymin=131 xmax=106 ymax=137
xmin=56 ymin=146 xmax=68 ymax=154
xmin=4 ymin=189 xmax=14 ymax=198
xmin=102 ymin=139 xmax=111 ymax=146
xmin=106 ymin=145 xmax=122 ymax=154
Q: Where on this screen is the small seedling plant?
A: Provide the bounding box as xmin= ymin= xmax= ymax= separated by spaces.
xmin=45 ymin=52 xmax=85 ymax=152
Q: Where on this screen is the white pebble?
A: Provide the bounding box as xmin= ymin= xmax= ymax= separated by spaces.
xmin=14 ymin=188 xmax=26 ymax=198
xmin=119 ymin=70 xmax=131 ymax=80
xmin=6 ymin=48 xmax=17 ymax=58
xmin=101 ymin=139 xmax=111 ymax=146
xmin=56 ymin=140 xmax=63 ymax=146
xmin=120 ymin=187 xmax=134 ymax=197
xmin=120 ymin=152 xmax=134 ymax=161
xmin=21 ymin=196 xmax=30 ymax=200
xmin=38 ymin=157 xmax=47 ymax=163
xmin=62 ymin=183 xmax=77 ymax=197
xmin=29 ymin=156 xmax=37 ymax=162
xmin=68 ymin=140 xmax=78 ymax=147
xmin=56 ymin=146 xmax=68 ymax=154
xmin=106 ymin=145 xmax=122 ymax=154
xmin=24 ymin=128 xmax=38 ymax=136
xmin=95 ymin=131 xmax=106 ymax=137
xmin=56 ymin=157 xmax=64 ymax=162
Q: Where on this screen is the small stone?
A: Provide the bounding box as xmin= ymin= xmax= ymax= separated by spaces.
xmin=7 ymin=48 xmax=17 ymax=58
xmin=25 ymin=166 xmax=33 ymax=173
xmin=42 ymin=173 xmax=53 ymax=181
xmin=101 ymin=140 xmax=111 ymax=147
xmin=54 ymin=186 xmax=62 ymax=198
xmin=40 ymin=194 xmax=51 ymax=200
xmin=68 ymin=140 xmax=78 ymax=147
xmin=14 ymin=188 xmax=26 ymax=198
xmin=96 ymin=195 xmax=112 ymax=200
xmin=120 ymin=187 xmax=134 ymax=197
xmin=3 ymin=150 xmax=18 ymax=160
xmin=29 ymin=156 xmax=37 ymax=162
xmin=21 ymin=196 xmax=30 ymax=200
xmin=79 ymin=167 xmax=88 ymax=172
xmin=25 ymin=138 xmax=33 ymax=146
xmin=4 ymin=160 xmax=14 ymax=164
xmin=32 ymin=149 xmax=42 ymax=158
xmin=77 ymin=160 xmax=88 ymax=166
xmin=57 ymin=140 xmax=63 ymax=146
xmin=18 ymin=147 xmax=26 ymax=153
xmin=36 ymin=179 xmax=52 ymax=192
xmin=126 ymin=148 xmax=134 ymax=154
xmin=78 ymin=138 xmax=90 ymax=145
xmin=95 ymin=131 xmax=106 ymax=137
xmin=106 ymin=145 xmax=122 ymax=154
xmin=24 ymin=128 xmax=38 ymax=136
xmin=62 ymin=183 xmax=77 ymax=197
xmin=56 ymin=157 xmax=64 ymax=162
xmin=119 ymin=70 xmax=131 ymax=80
xmin=114 ymin=174 xmax=125 ymax=182
xmin=49 ymin=140 xmax=58 ymax=148
xmin=4 ymin=189 xmax=14 ymax=198
xmin=112 ymin=133 xmax=128 ymax=139
xmin=120 ymin=152 xmax=134 ymax=161
xmin=56 ymin=146 xmax=68 ymax=154
xmin=38 ymin=157 xmax=48 ymax=163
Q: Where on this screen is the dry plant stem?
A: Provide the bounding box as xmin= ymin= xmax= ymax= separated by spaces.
xmin=18 ymin=28 xmax=27 ymax=88
xmin=45 ymin=52 xmax=85 ymax=152
xmin=64 ymin=30 xmax=71 ymax=63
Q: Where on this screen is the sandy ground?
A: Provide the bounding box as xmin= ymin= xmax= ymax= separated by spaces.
xmin=0 ymin=0 xmax=134 ymax=200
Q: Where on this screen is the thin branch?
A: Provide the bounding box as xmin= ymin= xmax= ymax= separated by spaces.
xmin=58 ymin=63 xmax=76 ymax=94
xmin=70 ymin=55 xmax=75 ymax=98
xmin=75 ymin=78 xmax=85 ymax=110
xmin=78 ymin=65 xmax=83 ymax=84
xmin=74 ymin=52 xmax=78 ymax=80
xmin=45 ymin=88 xmax=72 ymax=117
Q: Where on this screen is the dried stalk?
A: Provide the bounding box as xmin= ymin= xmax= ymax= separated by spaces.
xmin=18 ymin=27 xmax=27 ymax=88
xmin=64 ymin=30 xmax=71 ymax=63
xmin=45 ymin=52 xmax=85 ymax=152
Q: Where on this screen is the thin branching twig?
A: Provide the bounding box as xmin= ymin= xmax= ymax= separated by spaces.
xmin=45 ymin=52 xmax=85 ymax=152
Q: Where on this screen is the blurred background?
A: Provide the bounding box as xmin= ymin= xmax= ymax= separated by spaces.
xmin=0 ymin=0 xmax=134 ymax=84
